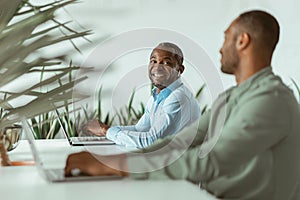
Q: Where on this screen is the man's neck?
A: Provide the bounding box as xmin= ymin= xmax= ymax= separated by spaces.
xmin=154 ymin=77 xmax=182 ymax=94
xmin=235 ymin=62 xmax=270 ymax=85
xmin=235 ymin=51 xmax=272 ymax=85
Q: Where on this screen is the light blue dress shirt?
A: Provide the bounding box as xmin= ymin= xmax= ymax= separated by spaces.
xmin=106 ymin=78 xmax=201 ymax=148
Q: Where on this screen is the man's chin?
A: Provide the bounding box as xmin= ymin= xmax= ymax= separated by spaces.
xmin=221 ymin=66 xmax=234 ymax=75
xmin=153 ymin=83 xmax=166 ymax=90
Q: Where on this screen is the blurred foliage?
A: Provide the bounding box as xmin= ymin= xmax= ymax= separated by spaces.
xmin=0 ymin=0 xmax=90 ymax=131
xmin=195 ymin=84 xmax=207 ymax=115
xmin=115 ymin=89 xmax=145 ymax=126
xmin=30 ymin=111 xmax=60 ymax=139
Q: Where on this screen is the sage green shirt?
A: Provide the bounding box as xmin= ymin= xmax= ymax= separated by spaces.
xmin=126 ymin=67 xmax=300 ymax=200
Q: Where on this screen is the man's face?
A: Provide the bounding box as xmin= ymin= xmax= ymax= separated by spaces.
xmin=148 ymin=48 xmax=180 ymax=89
xmin=219 ymin=21 xmax=240 ymax=74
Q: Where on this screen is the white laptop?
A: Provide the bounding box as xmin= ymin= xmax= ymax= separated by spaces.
xmin=54 ymin=109 xmax=115 ymax=146
xmin=22 ymin=119 xmax=121 ymax=182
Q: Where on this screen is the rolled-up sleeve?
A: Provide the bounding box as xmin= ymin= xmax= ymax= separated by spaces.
xmin=126 ymin=92 xmax=291 ymax=183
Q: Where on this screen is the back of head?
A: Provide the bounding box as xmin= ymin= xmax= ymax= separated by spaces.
xmin=236 ymin=10 xmax=280 ymax=55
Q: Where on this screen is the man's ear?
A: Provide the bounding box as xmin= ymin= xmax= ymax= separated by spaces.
xmin=179 ymin=65 xmax=185 ymax=74
xmin=236 ymin=32 xmax=250 ymax=51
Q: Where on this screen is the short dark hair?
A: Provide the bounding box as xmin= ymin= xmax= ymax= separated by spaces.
xmin=236 ymin=10 xmax=280 ymax=53
xmin=153 ymin=42 xmax=184 ymax=65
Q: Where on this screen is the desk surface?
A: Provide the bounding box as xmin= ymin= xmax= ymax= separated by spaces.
xmin=1 ymin=139 xmax=218 ymax=200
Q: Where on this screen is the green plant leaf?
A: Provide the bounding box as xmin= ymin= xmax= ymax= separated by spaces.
xmin=195 ymin=84 xmax=205 ymax=99
xmin=0 ymin=0 xmax=92 ymax=134
xmin=0 ymin=0 xmax=23 ymax=28
xmin=0 ymin=77 xmax=88 ymax=129
xmin=127 ymin=89 xmax=135 ymax=115
xmin=0 ymin=67 xmax=79 ymax=107
xmin=97 ymin=86 xmax=103 ymax=121
xmin=201 ymin=105 xmax=208 ymax=115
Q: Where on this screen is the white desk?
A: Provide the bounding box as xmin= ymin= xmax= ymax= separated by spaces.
xmin=0 ymin=139 xmax=218 ymax=200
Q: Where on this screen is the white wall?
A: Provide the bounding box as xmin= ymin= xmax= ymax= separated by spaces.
xmin=30 ymin=0 xmax=300 ymax=112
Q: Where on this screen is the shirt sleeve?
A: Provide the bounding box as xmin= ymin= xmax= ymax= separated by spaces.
xmin=127 ymin=91 xmax=292 ymax=183
xmin=136 ymin=109 xmax=211 ymax=153
xmin=126 ymin=110 xmax=211 ymax=176
xmin=107 ymin=105 xmax=152 ymax=134
xmin=106 ymin=111 xmax=151 ymax=147
xmin=107 ymin=96 xmax=187 ymax=148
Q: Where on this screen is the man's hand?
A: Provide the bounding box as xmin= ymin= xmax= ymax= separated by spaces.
xmin=64 ymin=151 xmax=129 ymax=177
xmin=82 ymin=120 xmax=110 ymax=136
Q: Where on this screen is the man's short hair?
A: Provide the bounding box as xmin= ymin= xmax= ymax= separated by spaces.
xmin=153 ymin=42 xmax=184 ymax=66
xmin=236 ymin=10 xmax=280 ymax=53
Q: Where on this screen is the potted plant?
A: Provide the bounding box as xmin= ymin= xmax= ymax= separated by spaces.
xmin=0 ymin=0 xmax=90 ymax=150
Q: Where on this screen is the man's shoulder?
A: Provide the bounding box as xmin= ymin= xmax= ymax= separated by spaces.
xmin=250 ymin=73 xmax=293 ymax=96
xmin=168 ymin=84 xmax=195 ymax=101
xmin=241 ymin=73 xmax=296 ymax=106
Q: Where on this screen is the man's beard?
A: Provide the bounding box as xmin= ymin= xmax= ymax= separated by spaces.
xmin=152 ymin=82 xmax=166 ymax=90
xmin=221 ymin=51 xmax=239 ymax=74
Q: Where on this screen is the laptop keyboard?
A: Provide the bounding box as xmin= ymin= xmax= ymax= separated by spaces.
xmin=75 ymin=136 xmax=107 ymax=142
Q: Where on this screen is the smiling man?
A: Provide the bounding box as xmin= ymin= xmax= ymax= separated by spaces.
xmin=84 ymin=42 xmax=201 ymax=148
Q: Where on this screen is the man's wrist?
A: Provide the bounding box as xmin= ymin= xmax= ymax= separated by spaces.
xmin=99 ymin=121 xmax=110 ymax=136
xmin=101 ymin=154 xmax=129 ymax=177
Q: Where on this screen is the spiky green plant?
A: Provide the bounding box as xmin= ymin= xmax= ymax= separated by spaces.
xmin=58 ymin=86 xmax=115 ymax=137
xmin=30 ymin=111 xmax=60 ymax=139
xmin=73 ymin=87 xmax=115 ymax=136
xmin=61 ymin=107 xmax=81 ymax=137
xmin=82 ymin=86 xmax=115 ymax=126
xmin=195 ymin=84 xmax=208 ymax=115
xmin=30 ymin=65 xmax=66 ymax=139
xmin=96 ymin=86 xmax=115 ymax=126
xmin=115 ymin=89 xmax=145 ymax=126
xmin=0 ymin=0 xmax=91 ymax=130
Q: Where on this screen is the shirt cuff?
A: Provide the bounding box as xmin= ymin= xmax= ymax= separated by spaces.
xmin=106 ymin=126 xmax=121 ymax=141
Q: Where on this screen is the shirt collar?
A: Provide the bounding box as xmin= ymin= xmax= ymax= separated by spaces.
xmin=152 ymin=78 xmax=183 ymax=104
xmin=230 ymin=66 xmax=273 ymax=100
